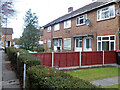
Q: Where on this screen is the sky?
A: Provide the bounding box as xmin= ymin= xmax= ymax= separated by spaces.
xmin=6 ymin=0 xmax=93 ymax=38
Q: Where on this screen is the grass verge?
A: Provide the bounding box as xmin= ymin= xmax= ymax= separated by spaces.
xmin=66 ymin=67 xmax=119 ymax=81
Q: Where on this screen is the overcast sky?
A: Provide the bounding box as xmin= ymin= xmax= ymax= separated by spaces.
xmin=6 ymin=0 xmax=93 ymax=38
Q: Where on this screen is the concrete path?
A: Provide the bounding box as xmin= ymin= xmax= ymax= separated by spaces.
xmin=0 ymin=50 xmax=21 ymax=89
xmin=0 ymin=50 xmax=3 ymax=90
xmin=90 ymin=77 xmax=120 ymax=87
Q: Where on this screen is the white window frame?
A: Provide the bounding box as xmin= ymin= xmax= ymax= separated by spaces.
xmin=97 ymin=5 xmax=115 ymax=21
xmin=76 ymin=14 xmax=87 ymax=26
xmin=97 ymin=35 xmax=116 ymax=51
xmin=64 ymin=38 xmax=71 ymax=50
xmin=47 ymin=40 xmax=51 ymax=48
xmin=64 ymin=20 xmax=71 ymax=29
xmin=84 ymin=37 xmax=92 ymax=51
xmin=54 ymin=24 xmax=60 ymax=31
xmin=47 ymin=26 xmax=51 ymax=32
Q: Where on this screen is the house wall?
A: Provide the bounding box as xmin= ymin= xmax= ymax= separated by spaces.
xmin=41 ymin=3 xmax=119 ymax=51
xmin=1 ymin=34 xmax=13 ymax=46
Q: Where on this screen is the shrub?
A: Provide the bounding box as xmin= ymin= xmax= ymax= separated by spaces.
xmin=31 ymin=46 xmax=44 ymax=52
xmin=17 ymin=54 xmax=41 ymax=82
xmin=6 ymin=47 xmax=28 ymax=70
xmin=26 ymin=65 xmax=97 ymax=89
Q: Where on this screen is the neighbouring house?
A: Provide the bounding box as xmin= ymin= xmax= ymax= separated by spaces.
xmin=41 ymin=0 xmax=120 ymax=52
xmin=0 ymin=28 xmax=13 ymax=47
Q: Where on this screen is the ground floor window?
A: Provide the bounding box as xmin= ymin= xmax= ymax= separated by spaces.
xmin=64 ymin=38 xmax=71 ymax=50
xmin=97 ymin=35 xmax=115 ymax=51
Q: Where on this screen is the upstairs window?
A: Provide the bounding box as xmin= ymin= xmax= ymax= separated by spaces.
xmin=97 ymin=5 xmax=115 ymax=21
xmin=47 ymin=26 xmax=51 ymax=32
xmin=54 ymin=24 xmax=60 ymax=31
xmin=64 ymin=20 xmax=71 ymax=29
xmin=76 ymin=14 xmax=87 ymax=26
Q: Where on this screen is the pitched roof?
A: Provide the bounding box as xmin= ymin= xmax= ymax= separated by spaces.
xmin=43 ymin=0 xmax=117 ymax=28
xmin=2 ymin=28 xmax=13 ymax=35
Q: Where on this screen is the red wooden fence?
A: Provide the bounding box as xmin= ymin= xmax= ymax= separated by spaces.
xmin=21 ymin=51 xmax=117 ymax=68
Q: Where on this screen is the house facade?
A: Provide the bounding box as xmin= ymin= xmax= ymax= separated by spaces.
xmin=0 ymin=28 xmax=13 ymax=47
xmin=41 ymin=0 xmax=120 ymax=52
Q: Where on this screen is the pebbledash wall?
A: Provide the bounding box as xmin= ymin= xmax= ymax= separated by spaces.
xmin=41 ymin=1 xmax=120 ymax=52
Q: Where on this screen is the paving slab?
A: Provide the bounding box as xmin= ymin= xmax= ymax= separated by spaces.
xmin=90 ymin=77 xmax=120 ymax=86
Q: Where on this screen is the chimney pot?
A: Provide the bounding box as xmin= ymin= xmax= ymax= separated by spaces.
xmin=68 ymin=7 xmax=73 ymax=13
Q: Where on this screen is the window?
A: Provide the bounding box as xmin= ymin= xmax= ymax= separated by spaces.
xmin=97 ymin=35 xmax=115 ymax=51
xmin=64 ymin=20 xmax=71 ymax=29
xmin=76 ymin=38 xmax=82 ymax=48
xmin=47 ymin=26 xmax=51 ymax=32
xmin=47 ymin=40 xmax=51 ymax=48
xmin=97 ymin=5 xmax=115 ymax=21
xmin=54 ymin=24 xmax=60 ymax=31
xmin=64 ymin=38 xmax=71 ymax=50
xmin=77 ymin=14 xmax=87 ymax=25
xmin=86 ymin=38 xmax=92 ymax=48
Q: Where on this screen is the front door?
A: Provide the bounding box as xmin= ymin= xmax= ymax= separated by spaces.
xmin=84 ymin=37 xmax=92 ymax=51
xmin=75 ymin=38 xmax=82 ymax=52
xmin=54 ymin=39 xmax=62 ymax=52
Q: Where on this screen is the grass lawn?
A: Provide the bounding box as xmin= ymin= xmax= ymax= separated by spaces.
xmin=102 ymin=84 xmax=120 ymax=89
xmin=66 ymin=67 xmax=119 ymax=81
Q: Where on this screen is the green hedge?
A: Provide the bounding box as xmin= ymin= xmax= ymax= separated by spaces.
xmin=17 ymin=54 xmax=41 ymax=82
xmin=26 ymin=65 xmax=97 ymax=88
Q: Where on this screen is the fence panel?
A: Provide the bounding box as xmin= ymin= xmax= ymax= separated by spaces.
xmin=104 ymin=51 xmax=117 ymax=64
xmin=66 ymin=52 xmax=79 ymax=67
xmin=54 ymin=52 xmax=67 ymax=67
xmin=81 ymin=51 xmax=103 ymax=66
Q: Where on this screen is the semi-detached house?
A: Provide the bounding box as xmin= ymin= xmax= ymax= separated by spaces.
xmin=41 ymin=0 xmax=120 ymax=52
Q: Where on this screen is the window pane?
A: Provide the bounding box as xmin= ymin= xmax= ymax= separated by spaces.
xmin=102 ymin=37 xmax=109 ymax=40
xmin=54 ymin=40 xmax=57 ymax=46
xmin=64 ymin=39 xmax=71 ymax=50
xmin=80 ymin=19 xmax=84 ymax=24
xmin=77 ymin=18 xmax=79 ymax=24
xmin=97 ymin=10 xmax=100 ymax=20
xmin=98 ymin=37 xmax=101 ymax=41
xmin=86 ymin=39 xmax=89 ymax=48
xmin=110 ymin=36 xmax=115 ymax=40
xmin=110 ymin=42 xmax=114 ymax=51
xmin=80 ymin=41 xmax=82 ymax=47
xmin=102 ymin=41 xmax=109 ymax=51
xmin=76 ymin=39 xmax=79 ymax=47
xmin=110 ymin=5 xmax=115 ymax=17
xmin=98 ymin=42 xmax=101 ymax=51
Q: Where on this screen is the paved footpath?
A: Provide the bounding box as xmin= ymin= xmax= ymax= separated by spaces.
xmin=90 ymin=76 xmax=120 ymax=87
xmin=0 ymin=50 xmax=3 ymax=90
xmin=0 ymin=50 xmax=21 ymax=89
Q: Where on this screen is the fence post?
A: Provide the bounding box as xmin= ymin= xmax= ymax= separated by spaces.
xmin=17 ymin=52 xmax=20 ymax=57
xmin=79 ymin=51 xmax=81 ymax=67
xmin=103 ymin=51 xmax=104 ymax=65
xmin=23 ymin=64 xmax=26 ymax=88
xmin=52 ymin=52 xmax=54 ymax=68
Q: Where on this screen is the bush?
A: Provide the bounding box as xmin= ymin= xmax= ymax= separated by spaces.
xmin=31 ymin=46 xmax=44 ymax=52
xmin=6 ymin=47 xmax=28 ymax=70
xmin=17 ymin=54 xmax=41 ymax=83
xmin=26 ymin=65 xmax=97 ymax=89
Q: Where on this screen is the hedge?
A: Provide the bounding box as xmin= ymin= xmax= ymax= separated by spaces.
xmin=17 ymin=54 xmax=41 ymax=83
xmin=26 ymin=65 xmax=98 ymax=89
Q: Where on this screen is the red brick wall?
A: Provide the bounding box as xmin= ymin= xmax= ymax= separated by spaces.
xmin=41 ymin=3 xmax=119 ymax=51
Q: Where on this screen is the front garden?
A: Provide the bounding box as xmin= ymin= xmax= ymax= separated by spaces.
xmin=6 ymin=47 xmax=98 ymax=89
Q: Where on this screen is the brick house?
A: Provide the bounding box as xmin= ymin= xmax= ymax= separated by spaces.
xmin=41 ymin=0 xmax=120 ymax=52
xmin=0 ymin=28 xmax=13 ymax=47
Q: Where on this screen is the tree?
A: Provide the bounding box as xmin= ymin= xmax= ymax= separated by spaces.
xmin=0 ymin=0 xmax=15 ymax=40
xmin=19 ymin=9 xmax=40 ymax=50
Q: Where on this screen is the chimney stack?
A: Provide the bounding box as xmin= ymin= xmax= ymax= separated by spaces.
xmin=68 ymin=7 xmax=73 ymax=13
